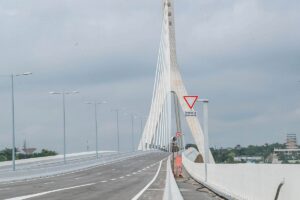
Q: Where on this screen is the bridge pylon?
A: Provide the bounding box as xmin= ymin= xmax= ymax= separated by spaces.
xmin=138 ymin=0 xmax=214 ymax=163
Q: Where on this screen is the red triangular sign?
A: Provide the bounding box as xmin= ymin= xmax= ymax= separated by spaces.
xmin=183 ymin=96 xmax=198 ymax=109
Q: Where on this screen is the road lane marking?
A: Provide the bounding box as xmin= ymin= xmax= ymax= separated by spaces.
xmin=131 ymin=160 xmax=163 ymax=200
xmin=43 ymin=182 xmax=54 ymax=185
xmin=147 ymin=188 xmax=164 ymax=191
xmin=0 ymin=152 xmax=152 ymax=186
xmin=100 ymin=180 xmax=107 ymax=183
xmin=119 ymin=176 xmax=124 ymax=179
xmin=5 ymin=183 xmax=95 ymax=200
xmin=126 ymin=174 xmax=131 ymax=177
xmin=0 ymin=188 xmax=10 ymax=191
xmin=110 ymin=178 xmax=116 ymax=181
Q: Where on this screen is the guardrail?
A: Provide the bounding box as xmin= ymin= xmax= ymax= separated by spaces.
xmin=163 ymin=156 xmax=183 ymax=200
xmin=182 ymin=148 xmax=300 ymax=200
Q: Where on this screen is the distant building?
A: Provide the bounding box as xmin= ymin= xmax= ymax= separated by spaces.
xmin=234 ymin=156 xmax=263 ymax=163
xmin=286 ymin=133 xmax=298 ymax=149
xmin=273 ymin=133 xmax=300 ymax=163
xmin=22 ymin=140 xmax=36 ymax=155
xmin=274 ymin=148 xmax=300 ymax=155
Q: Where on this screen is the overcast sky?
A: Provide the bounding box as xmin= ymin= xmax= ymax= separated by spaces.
xmin=0 ymin=0 xmax=299 ymax=153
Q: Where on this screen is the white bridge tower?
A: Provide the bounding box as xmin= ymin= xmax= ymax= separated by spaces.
xmin=138 ymin=0 xmax=214 ymax=163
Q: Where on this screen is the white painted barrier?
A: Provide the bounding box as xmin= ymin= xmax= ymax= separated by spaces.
xmin=0 ymin=151 xmax=115 ymax=167
xmin=163 ymin=156 xmax=184 ymax=200
xmin=183 ymin=149 xmax=300 ymax=200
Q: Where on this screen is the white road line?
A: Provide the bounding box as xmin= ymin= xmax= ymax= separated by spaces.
xmin=5 ymin=183 xmax=95 ymax=200
xmin=119 ymin=176 xmax=124 ymax=179
xmin=131 ymin=160 xmax=163 ymax=200
xmin=43 ymin=182 xmax=54 ymax=185
xmin=100 ymin=180 xmax=107 ymax=183
xmin=0 ymin=152 xmax=150 ymax=186
xmin=0 ymin=188 xmax=10 ymax=191
xmin=126 ymin=174 xmax=131 ymax=177
xmin=110 ymin=178 xmax=116 ymax=181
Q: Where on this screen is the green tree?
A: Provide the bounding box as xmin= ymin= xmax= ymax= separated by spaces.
xmin=0 ymin=155 xmax=7 ymax=162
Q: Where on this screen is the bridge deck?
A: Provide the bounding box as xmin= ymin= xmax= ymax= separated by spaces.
xmin=0 ymin=152 xmax=169 ymax=200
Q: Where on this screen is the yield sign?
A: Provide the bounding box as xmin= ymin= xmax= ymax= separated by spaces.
xmin=183 ymin=96 xmax=198 ymax=109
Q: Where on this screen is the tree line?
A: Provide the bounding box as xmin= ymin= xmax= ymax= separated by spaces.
xmin=0 ymin=148 xmax=57 ymax=162
xmin=186 ymin=143 xmax=289 ymax=163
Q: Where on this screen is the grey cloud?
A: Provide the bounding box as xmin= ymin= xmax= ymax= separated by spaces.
xmin=0 ymin=0 xmax=299 ymax=152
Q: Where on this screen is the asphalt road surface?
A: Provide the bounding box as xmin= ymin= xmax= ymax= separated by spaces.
xmin=0 ymin=152 xmax=169 ymax=200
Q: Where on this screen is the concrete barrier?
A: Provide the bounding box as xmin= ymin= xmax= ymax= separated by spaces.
xmin=163 ymin=156 xmax=184 ymax=200
xmin=183 ymin=149 xmax=300 ymax=200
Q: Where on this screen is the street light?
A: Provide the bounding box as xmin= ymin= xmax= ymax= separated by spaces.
xmin=137 ymin=115 xmax=147 ymax=150
xmin=122 ymin=111 xmax=135 ymax=152
xmin=197 ymin=99 xmax=209 ymax=162
xmin=197 ymin=98 xmax=209 ymax=182
xmin=49 ymin=90 xmax=79 ymax=164
xmin=130 ymin=113 xmax=137 ymax=152
xmin=15 ymin=72 xmax=33 ymax=76
xmin=111 ymin=108 xmax=122 ymax=152
xmin=85 ymin=100 xmax=107 ymax=159
xmin=1 ymin=72 xmax=33 ymax=171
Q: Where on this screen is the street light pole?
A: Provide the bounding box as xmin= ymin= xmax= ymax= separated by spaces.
xmin=85 ymin=101 xmax=107 ymax=159
xmin=131 ymin=114 xmax=135 ymax=152
xmin=140 ymin=118 xmax=143 ymax=136
xmin=94 ymin=103 xmax=98 ymax=158
xmin=198 ymin=98 xmax=209 ymax=182
xmin=11 ymin=74 xmax=16 ymax=171
xmin=198 ymin=99 xmax=209 ymax=163
xmin=50 ymin=90 xmax=79 ymax=164
xmin=5 ymin=72 xmax=33 ymax=171
xmin=112 ymin=109 xmax=120 ymax=152
xmin=62 ymin=92 xmax=66 ymax=164
xmin=116 ymin=110 xmax=120 ymax=152
xmin=138 ymin=116 xmax=146 ymax=150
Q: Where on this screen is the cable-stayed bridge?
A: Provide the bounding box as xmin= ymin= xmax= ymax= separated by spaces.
xmin=138 ymin=0 xmax=300 ymax=199
xmin=0 ymin=0 xmax=299 ymax=200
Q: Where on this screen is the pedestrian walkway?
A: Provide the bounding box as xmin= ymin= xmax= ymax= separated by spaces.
xmin=176 ymin=167 xmax=226 ymax=200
